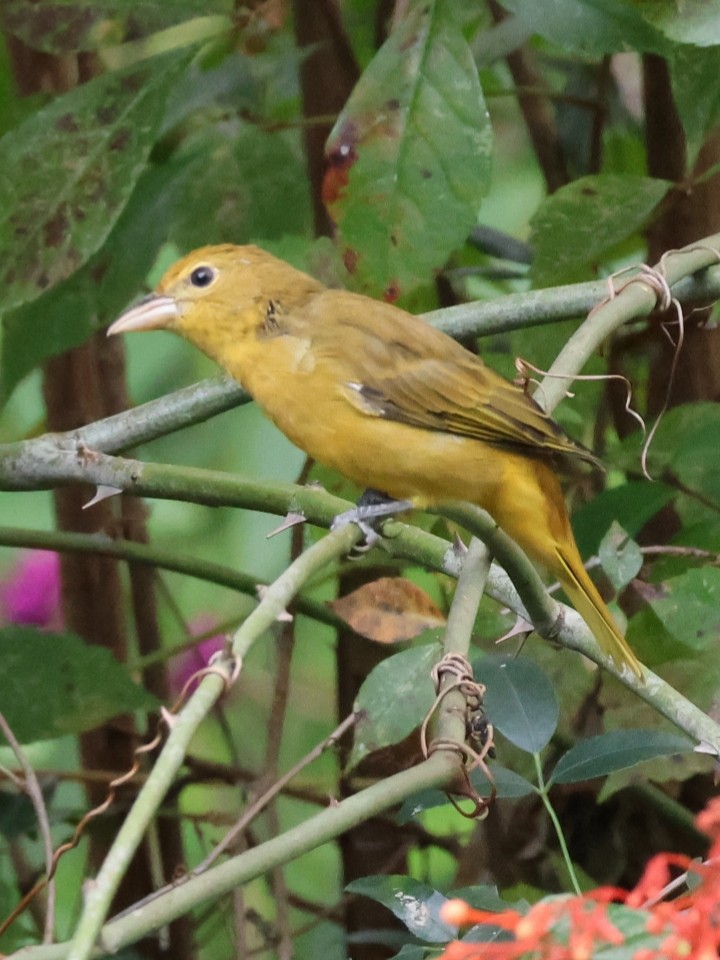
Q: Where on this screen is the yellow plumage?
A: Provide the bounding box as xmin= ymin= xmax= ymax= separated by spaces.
xmin=109 ymin=244 xmax=643 ymax=679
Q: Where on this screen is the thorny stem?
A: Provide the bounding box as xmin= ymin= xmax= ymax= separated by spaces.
xmin=65 ymin=527 xmax=359 ymax=960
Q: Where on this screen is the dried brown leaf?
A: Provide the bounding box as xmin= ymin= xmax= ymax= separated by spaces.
xmin=330 ymin=576 xmax=445 ymax=643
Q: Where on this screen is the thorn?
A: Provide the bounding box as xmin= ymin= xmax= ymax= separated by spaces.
xmin=255 ymin=585 xmax=293 ymax=622
xmin=266 ymin=512 xmax=306 ymax=538
xmin=160 ymin=706 xmax=178 ymax=729
xmin=495 ymin=614 xmax=534 ymax=645
xmin=82 ymin=485 xmax=122 ymax=509
xmin=452 ymin=533 xmax=467 ymax=557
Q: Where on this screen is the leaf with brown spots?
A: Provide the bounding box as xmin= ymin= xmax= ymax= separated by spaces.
xmin=0 ymin=0 xmax=232 ymax=54
xmin=0 ymin=47 xmax=192 ymax=314
xmin=1 ymin=155 xmax=196 ymax=403
xmin=330 ymin=577 xmax=446 ymax=643
xmin=324 ymin=0 xmax=492 ymax=297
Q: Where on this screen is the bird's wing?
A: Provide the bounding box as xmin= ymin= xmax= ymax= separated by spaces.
xmin=296 ymin=292 xmax=598 ymax=466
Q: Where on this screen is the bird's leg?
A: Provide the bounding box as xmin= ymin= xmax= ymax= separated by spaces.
xmin=331 ymin=488 xmax=414 ymax=548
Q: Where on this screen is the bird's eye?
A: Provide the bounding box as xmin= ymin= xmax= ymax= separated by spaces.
xmin=189 ymin=265 xmax=216 ymax=288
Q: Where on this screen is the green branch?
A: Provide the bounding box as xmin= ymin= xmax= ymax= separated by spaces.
xmin=65 ymin=525 xmax=360 ymax=960
xmin=441 ymin=536 xmax=491 ymax=659
xmin=425 ymin=262 xmax=720 ymax=341
xmin=0 ymin=525 xmax=342 ymax=632
xmin=67 ymin=754 xmax=456 ymax=959
xmin=3 ymin=241 xmax=716 ymax=462
xmin=437 ymin=502 xmax=560 ymax=639
xmin=539 ymin=234 xmax=720 ymax=412
xmin=1 ymin=446 xmax=717 ymax=753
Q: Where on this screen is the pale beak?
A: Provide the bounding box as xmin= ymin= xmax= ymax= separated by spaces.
xmin=107 ymin=294 xmax=180 ymax=335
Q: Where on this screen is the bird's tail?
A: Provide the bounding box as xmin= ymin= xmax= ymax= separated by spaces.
xmin=555 ymin=546 xmax=643 ymax=679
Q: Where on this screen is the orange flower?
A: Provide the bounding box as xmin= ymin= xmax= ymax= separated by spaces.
xmin=438 ymin=797 xmax=720 ymax=960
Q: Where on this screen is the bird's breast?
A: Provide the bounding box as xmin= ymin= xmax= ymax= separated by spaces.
xmin=229 ymin=335 xmax=511 ymax=509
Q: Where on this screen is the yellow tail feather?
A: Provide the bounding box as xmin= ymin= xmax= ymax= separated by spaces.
xmin=556 ymin=548 xmax=643 ymax=680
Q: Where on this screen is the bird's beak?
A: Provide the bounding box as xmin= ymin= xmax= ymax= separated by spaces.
xmin=107 ymin=294 xmax=180 ymax=336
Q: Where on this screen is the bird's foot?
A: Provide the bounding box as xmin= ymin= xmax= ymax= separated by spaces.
xmin=331 ymin=489 xmax=413 ymax=551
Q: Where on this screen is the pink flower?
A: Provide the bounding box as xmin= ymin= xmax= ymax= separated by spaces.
xmin=0 ymin=551 xmax=62 ymax=629
xmin=169 ymin=616 xmax=227 ymax=696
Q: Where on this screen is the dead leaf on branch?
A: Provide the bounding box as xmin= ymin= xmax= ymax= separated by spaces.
xmin=330 ymin=576 xmax=446 ymax=643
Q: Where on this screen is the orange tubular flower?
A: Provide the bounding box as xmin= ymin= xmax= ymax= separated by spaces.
xmin=439 ymin=797 xmax=720 ymax=960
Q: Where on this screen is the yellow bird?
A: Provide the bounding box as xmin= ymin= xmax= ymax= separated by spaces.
xmin=108 ymin=244 xmax=643 ymax=678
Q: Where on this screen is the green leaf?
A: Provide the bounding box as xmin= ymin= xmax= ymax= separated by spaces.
xmin=671 ymin=45 xmax=720 ymax=163
xmin=645 ymin=568 xmax=720 ymax=652
xmin=500 ymin=0 xmax=667 ymax=56
xmin=387 ymin=947 xmax=426 ymax=960
xmin=396 ymin=764 xmax=534 ymax=821
xmin=346 ymin=875 xmax=455 ymax=943
xmin=0 ymin=627 xmax=156 ymax=744
xmin=449 ymin=885 xmax=516 ymax=914
xmin=598 ymin=521 xmax=643 ymax=591
xmin=0 ymin=0 xmax=232 ymax=53
xmin=349 ymin=642 xmax=440 ymax=769
xmin=1 ymin=156 xmax=195 ymax=402
xmin=635 ymin=0 xmax=720 ymax=46
xmin=550 ymin=729 xmax=693 ymax=784
xmin=327 ymin=0 xmax=492 ymax=298
xmin=530 ymin=175 xmax=671 ymax=286
xmin=470 ymin=764 xmax=535 ymax=799
xmin=0 ymin=790 xmax=39 ymax=839
xmin=666 ymin=404 xmax=720 ymax=505
xmin=169 ymin=122 xmax=311 ymax=251
xmin=572 ymin=481 xmax=675 ymax=557
xmin=474 ymin=655 xmax=558 ymax=754
xmin=0 ymin=47 xmax=192 ymax=314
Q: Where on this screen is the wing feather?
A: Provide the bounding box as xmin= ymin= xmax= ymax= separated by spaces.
xmin=285 ymin=290 xmax=598 ymax=466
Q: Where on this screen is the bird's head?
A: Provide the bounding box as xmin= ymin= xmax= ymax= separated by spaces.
xmin=107 ymin=244 xmax=316 ymax=359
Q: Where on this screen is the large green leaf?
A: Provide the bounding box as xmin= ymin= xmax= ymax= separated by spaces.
xmin=474 ymin=655 xmax=558 ymax=754
xmin=0 ymin=0 xmax=231 ymax=53
xmin=666 ymin=404 xmax=720 ymax=506
xmin=531 ymin=174 xmax=671 ymax=285
xmin=326 ymin=0 xmax=492 ymax=298
xmin=0 ymin=627 xmax=156 ymax=744
xmin=550 ymin=729 xmax=693 ymax=784
xmin=634 ymin=0 xmax=720 ymax=46
xmin=646 ymin=568 xmax=720 ymax=652
xmin=346 ymin=875 xmax=455 ymax=943
xmin=0 ymin=47 xmax=191 ymax=315
xmin=572 ymin=481 xmax=675 ymax=558
xmin=671 ymin=45 xmax=720 ymax=163
xmin=169 ymin=122 xmax=311 ymax=251
xmin=500 ymin=0 xmax=667 ymax=56
xmin=349 ymin=642 xmax=440 ymax=769
xmin=1 ymin=156 xmax=194 ymax=402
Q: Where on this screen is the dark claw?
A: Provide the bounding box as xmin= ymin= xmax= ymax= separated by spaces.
xmin=331 ymin=489 xmax=413 ymax=551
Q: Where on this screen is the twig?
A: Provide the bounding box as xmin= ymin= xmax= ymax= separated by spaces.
xmin=539 ymin=235 xmax=720 ymax=413
xmin=111 ymin=713 xmax=358 ymax=923
xmin=196 ymin=713 xmax=358 ymax=874
xmin=0 ymin=711 xmax=56 ymax=943
xmin=65 ymin=526 xmax=359 ymax=960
